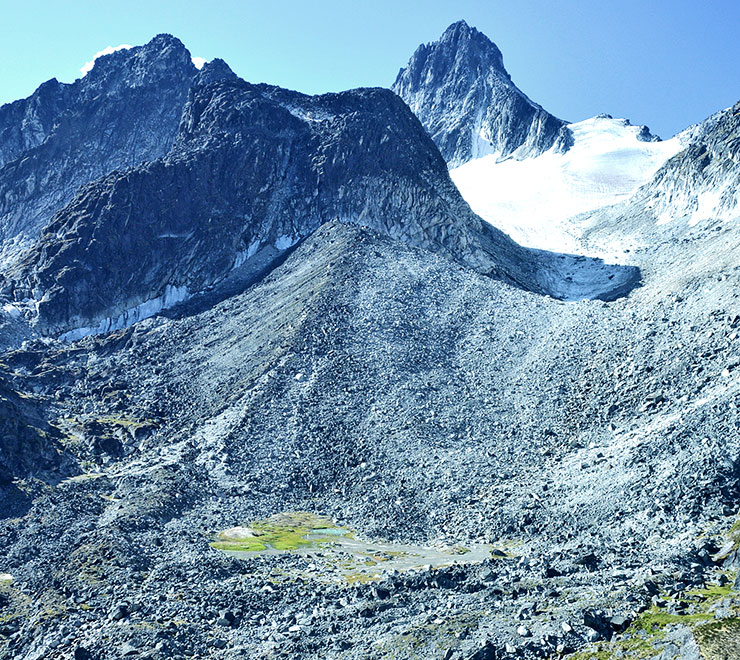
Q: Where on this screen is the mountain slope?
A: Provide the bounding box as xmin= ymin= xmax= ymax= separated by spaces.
xmin=0 ymin=34 xmax=199 ymax=268
xmin=579 ymin=100 xmax=740 ymax=254
xmin=2 ymin=221 xmax=739 ymax=659
xmin=644 ymin=101 xmax=740 ymax=227
xmin=392 ymin=20 xmax=567 ymax=167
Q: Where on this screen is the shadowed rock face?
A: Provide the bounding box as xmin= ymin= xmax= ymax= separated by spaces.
xmin=1 ymin=78 xmax=541 ymax=336
xmin=392 ymin=20 xmax=567 ymax=167
xmin=3 ymin=76 xmax=638 ymax=338
xmin=0 ymin=34 xmax=200 ymax=268
xmin=0 ymin=370 xmax=69 ymax=492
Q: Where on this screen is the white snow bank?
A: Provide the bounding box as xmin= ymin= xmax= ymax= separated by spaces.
xmin=80 ymin=44 xmax=133 ymax=76
xmin=451 ymin=116 xmax=683 ymax=253
xmin=59 ymin=285 xmax=189 ymax=341
xmin=274 ymin=234 xmax=297 ymax=250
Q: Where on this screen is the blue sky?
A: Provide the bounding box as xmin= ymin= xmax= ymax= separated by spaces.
xmin=1 ymin=1 xmax=738 ymax=137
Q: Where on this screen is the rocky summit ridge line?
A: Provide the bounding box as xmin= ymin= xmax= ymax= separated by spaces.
xmin=393 ymin=20 xmax=568 ymax=167
xmin=0 ymin=35 xmax=210 ymax=269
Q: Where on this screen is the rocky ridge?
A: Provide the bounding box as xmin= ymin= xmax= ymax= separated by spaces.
xmin=580 ymin=100 xmax=740 ymax=254
xmin=2 ymin=71 xmax=636 ymax=339
xmin=0 ymin=34 xmax=199 ymax=268
xmin=392 ymin=20 xmax=567 ymax=167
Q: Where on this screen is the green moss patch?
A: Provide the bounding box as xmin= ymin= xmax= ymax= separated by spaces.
xmin=567 ymin=585 xmax=738 ymax=660
xmin=210 ymin=512 xmax=347 ymax=553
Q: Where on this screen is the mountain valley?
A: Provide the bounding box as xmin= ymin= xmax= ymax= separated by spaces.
xmin=0 ymin=20 xmax=739 ymax=660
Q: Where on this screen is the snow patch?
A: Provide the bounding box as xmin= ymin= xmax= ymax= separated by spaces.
xmin=2 ymin=303 xmax=22 ymax=319
xmin=57 ymin=237 xmax=272 ymax=342
xmin=157 ymin=232 xmax=193 ymax=239
xmin=451 ymin=116 xmax=683 ymax=253
xmin=469 ymin=108 xmax=496 ymax=160
xmin=59 ymin=285 xmax=190 ymax=342
xmin=80 ymin=44 xmax=133 ymax=76
xmin=274 ymin=235 xmax=296 ymax=250
xmin=654 ymin=181 xmax=739 ymax=227
xmin=283 ymin=105 xmax=334 ymax=123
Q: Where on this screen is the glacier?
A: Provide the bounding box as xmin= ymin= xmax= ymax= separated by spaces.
xmin=450 ymin=115 xmax=684 ymax=254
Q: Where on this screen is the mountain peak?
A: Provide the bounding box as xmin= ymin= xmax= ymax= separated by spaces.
xmin=393 ymin=22 xmax=564 ymax=167
xmin=440 ymin=19 xmax=473 ymax=41
xmin=81 ymin=33 xmax=194 ymax=84
xmin=148 ymin=32 xmax=187 ymax=49
xmin=437 ymin=20 xmax=505 ymax=71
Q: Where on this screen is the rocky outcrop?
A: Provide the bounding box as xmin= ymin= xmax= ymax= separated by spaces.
xmin=392 ymin=20 xmax=566 ymax=167
xmin=642 ymin=101 xmax=740 ymax=225
xmin=0 ymin=373 xmax=67 ymax=487
xmin=0 ymin=34 xmax=200 ymax=268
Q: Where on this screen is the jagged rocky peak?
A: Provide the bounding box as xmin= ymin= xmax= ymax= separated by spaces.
xmin=393 ymin=20 xmax=566 ymax=167
xmin=81 ymin=33 xmax=195 ymax=88
xmin=192 ymin=57 xmax=237 ymax=86
xmin=0 ymin=78 xmax=70 ymax=169
xmin=0 ymin=33 xmax=199 ymax=269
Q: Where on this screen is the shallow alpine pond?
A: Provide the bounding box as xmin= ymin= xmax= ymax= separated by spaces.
xmin=210 ymin=512 xmax=498 ymax=583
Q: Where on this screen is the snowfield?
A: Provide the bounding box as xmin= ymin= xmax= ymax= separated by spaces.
xmin=450 ymin=116 xmax=683 ymax=253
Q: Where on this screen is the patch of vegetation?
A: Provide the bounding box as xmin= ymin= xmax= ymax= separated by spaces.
xmin=378 ymin=612 xmax=482 ymax=660
xmin=566 ymin=589 xmax=736 ymax=660
xmin=210 ymin=511 xmax=346 ymax=553
xmin=345 ymin=572 xmax=378 ymax=584
xmin=211 ymin=539 xmax=267 ymax=552
xmin=729 ymin=516 xmax=740 ymax=553
xmin=94 ymin=415 xmax=158 ymax=430
xmin=694 ymin=617 xmax=740 ymax=660
xmin=632 ymin=607 xmax=712 ymax=635
xmin=446 ymin=545 xmax=470 ymax=555
xmin=714 ymin=513 xmax=740 ymax=562
xmin=686 ymin=579 xmax=734 ymax=603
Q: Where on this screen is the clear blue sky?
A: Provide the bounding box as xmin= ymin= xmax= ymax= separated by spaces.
xmin=1 ymin=1 xmax=738 ymax=138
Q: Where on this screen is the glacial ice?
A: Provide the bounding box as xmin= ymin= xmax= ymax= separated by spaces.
xmin=59 ymin=285 xmax=190 ymax=341
xmin=451 ymin=115 xmax=683 ymax=254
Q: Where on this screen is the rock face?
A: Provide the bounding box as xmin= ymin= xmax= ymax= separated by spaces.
xmin=3 ymin=74 xmax=636 ymax=338
xmin=643 ymin=101 xmax=740 ymax=225
xmin=392 ymin=20 xmax=567 ymax=167
xmin=0 ymin=370 xmax=68 ymax=493
xmin=0 ymin=34 xmax=199 ymax=268
xmin=580 ymin=100 xmax=740 ymax=251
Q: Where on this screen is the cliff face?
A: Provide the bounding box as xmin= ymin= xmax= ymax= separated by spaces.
xmin=3 ymin=78 xmax=544 ymax=336
xmin=393 ymin=20 xmax=567 ymax=167
xmin=642 ymin=101 xmax=740 ymax=226
xmin=0 ymin=34 xmax=198 ymax=268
